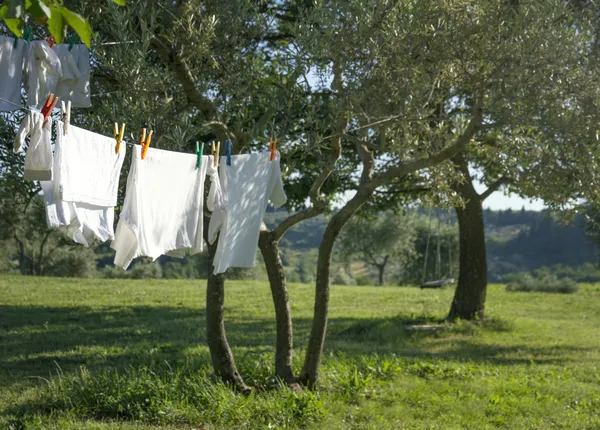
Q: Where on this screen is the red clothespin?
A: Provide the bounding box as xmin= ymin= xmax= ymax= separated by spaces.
xmin=140 ymin=128 xmax=153 ymax=160
xmin=269 ymin=138 xmax=277 ymax=162
xmin=41 ymin=93 xmax=59 ymax=125
xmin=47 ymin=35 xmax=56 ymax=48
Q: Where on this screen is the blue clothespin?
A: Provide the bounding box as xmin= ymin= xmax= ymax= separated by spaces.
xmin=225 ymin=139 xmax=232 ymax=166
xmin=196 ymin=142 xmax=204 ymax=169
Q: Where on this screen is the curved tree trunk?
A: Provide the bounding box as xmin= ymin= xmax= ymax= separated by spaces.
xmin=447 ymin=192 xmax=487 ymax=321
xmin=204 ymin=222 xmax=249 ymax=391
xmin=258 ymin=230 xmax=295 ymax=383
xmin=299 ymin=192 xmax=368 ymax=388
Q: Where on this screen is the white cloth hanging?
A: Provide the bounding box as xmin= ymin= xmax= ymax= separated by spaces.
xmin=14 ymin=110 xmax=53 ymax=181
xmin=40 ymin=121 xmax=127 ymax=246
xmin=208 ymin=152 xmax=287 ymax=274
xmin=112 ymin=146 xmax=222 ymax=270
xmin=0 ymin=35 xmax=28 ymax=111
xmin=24 ymin=40 xmax=62 ymax=108
xmin=53 ymin=44 xmax=91 ymax=108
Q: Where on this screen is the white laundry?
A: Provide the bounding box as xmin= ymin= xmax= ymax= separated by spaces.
xmin=112 ymin=145 xmax=222 ymax=270
xmin=53 ymin=44 xmax=91 ymax=108
xmin=14 ymin=110 xmax=53 ymax=181
xmin=24 ymin=41 xmax=62 ymax=108
xmin=0 ymin=35 xmax=27 ymax=111
xmin=209 ymin=152 xmax=287 ymax=274
xmin=40 ymin=121 xmax=126 ymax=247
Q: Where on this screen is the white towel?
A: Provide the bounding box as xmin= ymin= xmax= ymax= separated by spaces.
xmin=24 ymin=41 xmax=62 ymax=109
xmin=40 ymin=121 xmax=126 ymax=246
xmin=209 ymin=152 xmax=287 ymax=274
xmin=14 ymin=110 xmax=53 ymax=181
xmin=0 ymin=35 xmax=27 ymax=111
xmin=112 ymin=145 xmax=222 ymax=270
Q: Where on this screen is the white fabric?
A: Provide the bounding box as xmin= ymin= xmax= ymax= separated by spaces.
xmin=40 ymin=121 xmax=126 ymax=246
xmin=53 ymin=44 xmax=91 ymax=108
xmin=209 ymin=152 xmax=287 ymax=274
xmin=25 ymin=41 xmax=62 ymax=108
xmin=0 ymin=35 xmax=27 ymax=111
xmin=14 ymin=110 xmax=53 ymax=181
xmin=112 ymin=146 xmax=222 ymax=270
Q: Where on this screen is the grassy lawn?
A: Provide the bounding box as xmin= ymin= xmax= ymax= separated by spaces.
xmin=1 ymin=276 xmax=599 ymax=429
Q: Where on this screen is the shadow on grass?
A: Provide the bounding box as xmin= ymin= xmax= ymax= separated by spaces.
xmin=0 ymin=304 xmax=592 ymax=391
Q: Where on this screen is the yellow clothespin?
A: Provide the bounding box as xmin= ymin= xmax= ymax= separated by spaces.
xmin=114 ymin=122 xmax=125 ymax=153
xmin=212 ymin=141 xmax=220 ymax=167
xmin=269 ymin=137 xmax=277 ymax=161
xmin=141 ymin=129 xmax=153 ymax=160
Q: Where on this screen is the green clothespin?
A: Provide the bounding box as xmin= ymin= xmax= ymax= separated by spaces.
xmin=67 ymin=33 xmax=78 ymax=51
xmin=23 ymin=25 xmax=31 ymax=42
xmin=196 ymin=142 xmax=204 ymax=169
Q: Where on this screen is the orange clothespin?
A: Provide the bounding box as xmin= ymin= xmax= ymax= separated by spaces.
xmin=41 ymin=93 xmax=59 ymax=125
xmin=47 ymin=35 xmax=56 ymax=48
xmin=114 ymin=122 xmax=125 ymax=153
xmin=140 ymin=129 xmax=152 ymax=160
xmin=269 ymin=138 xmax=277 ymax=162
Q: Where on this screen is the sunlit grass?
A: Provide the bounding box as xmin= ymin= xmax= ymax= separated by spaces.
xmin=1 ymin=276 xmax=599 ymax=428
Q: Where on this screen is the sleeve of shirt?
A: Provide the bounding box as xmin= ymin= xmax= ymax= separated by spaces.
xmin=268 ymin=153 xmax=287 ymax=208
xmin=206 ymin=156 xmax=227 ymax=245
xmin=13 ymin=112 xmax=32 ymax=152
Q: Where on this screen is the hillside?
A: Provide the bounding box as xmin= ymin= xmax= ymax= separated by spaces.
xmin=264 ymin=208 xmax=599 ymax=282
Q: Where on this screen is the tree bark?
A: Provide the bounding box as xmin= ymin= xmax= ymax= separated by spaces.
xmin=258 ymin=230 xmax=295 ymax=383
xmin=376 ymin=255 xmax=389 ymax=286
xmin=447 ymin=188 xmax=488 ymax=321
xmin=299 ymin=191 xmax=369 ymax=388
xmin=205 ymin=236 xmax=250 ymax=392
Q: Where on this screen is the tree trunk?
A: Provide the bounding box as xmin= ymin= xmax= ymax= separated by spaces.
xmin=204 ymin=234 xmax=250 ymax=391
xmin=376 ymin=255 xmax=389 ymax=286
xmin=447 ymin=193 xmax=487 ymax=321
xmin=299 ymin=192 xmax=368 ymax=388
xmin=258 ymin=230 xmax=295 ymax=383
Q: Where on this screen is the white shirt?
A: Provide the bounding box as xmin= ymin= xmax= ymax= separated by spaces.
xmin=0 ymin=35 xmax=27 ymax=111
xmin=25 ymin=41 xmax=62 ymax=108
xmin=209 ymin=152 xmax=287 ymax=274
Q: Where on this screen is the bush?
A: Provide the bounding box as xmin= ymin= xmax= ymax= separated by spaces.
xmin=130 ymin=262 xmax=163 ymax=279
xmin=44 ymin=248 xmax=97 ymax=278
xmin=101 ymin=261 xmax=163 ymax=279
xmin=506 ymin=273 xmax=578 ymax=294
xmin=355 ymin=276 xmax=373 ymax=286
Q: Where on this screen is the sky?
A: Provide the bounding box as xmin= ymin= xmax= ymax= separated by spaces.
xmin=473 ymin=181 xmax=545 ymax=211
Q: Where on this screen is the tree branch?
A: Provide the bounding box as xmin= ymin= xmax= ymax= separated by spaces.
xmin=479 ymin=177 xmax=509 ymax=201
xmin=370 ymin=102 xmax=483 ymax=190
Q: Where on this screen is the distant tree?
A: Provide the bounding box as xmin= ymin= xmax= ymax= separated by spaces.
xmin=338 ymin=212 xmax=417 ymax=285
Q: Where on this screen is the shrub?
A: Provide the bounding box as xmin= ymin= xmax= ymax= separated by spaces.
xmin=130 ymin=262 xmax=163 ymax=279
xmin=505 ymin=273 xmax=578 ymax=294
xmin=44 ymin=248 xmax=97 ymax=278
xmin=355 ymin=276 xmax=373 ymax=286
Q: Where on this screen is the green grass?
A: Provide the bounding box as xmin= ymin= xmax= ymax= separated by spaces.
xmin=1 ymin=276 xmax=600 ymax=429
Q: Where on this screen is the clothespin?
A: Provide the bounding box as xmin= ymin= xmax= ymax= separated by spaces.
xmin=61 ymin=101 xmax=71 ymax=135
xmin=23 ymin=25 xmax=31 ymax=42
xmin=47 ymin=35 xmax=56 ymax=48
xmin=196 ymin=142 xmax=204 ymax=169
xmin=41 ymin=94 xmax=59 ymax=125
xmin=140 ymin=129 xmax=153 ymax=160
xmin=269 ymin=138 xmax=277 ymax=162
xmin=67 ymin=33 xmax=78 ymax=51
xmin=225 ymin=140 xmax=232 ymax=166
xmin=113 ymin=122 xmax=125 ymax=153
xmin=211 ymin=141 xmax=220 ymax=167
